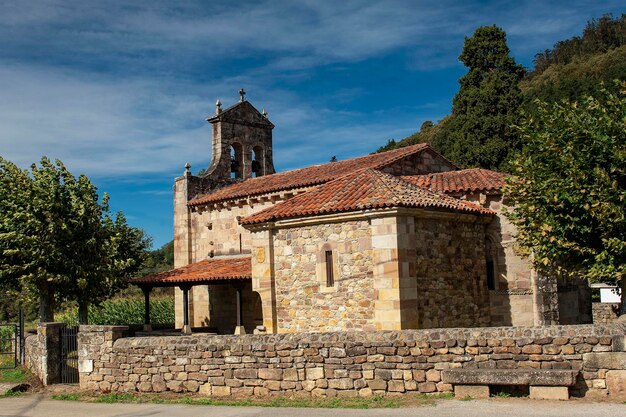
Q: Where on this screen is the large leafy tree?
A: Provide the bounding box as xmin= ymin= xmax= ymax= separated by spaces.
xmin=431 ymin=25 xmax=525 ymax=170
xmin=506 ymin=84 xmax=626 ymax=313
xmin=0 ymin=157 xmax=149 ymax=322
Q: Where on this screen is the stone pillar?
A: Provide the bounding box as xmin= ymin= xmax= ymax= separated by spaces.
xmin=191 ymin=285 xmax=210 ymax=327
xmin=77 ymin=325 xmax=128 ymax=391
xmin=174 ymin=173 xmax=191 ymax=329
xmin=36 ymin=322 xmax=64 ymax=385
xmin=370 ymin=214 xmax=418 ymax=330
xmin=250 ymin=228 xmax=276 ymax=333
xmin=533 ymin=269 xmax=560 ymax=325
xmin=173 ymin=167 xmax=203 ymax=328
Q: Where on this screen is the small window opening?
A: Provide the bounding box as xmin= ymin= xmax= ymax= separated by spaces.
xmin=487 ymin=260 xmax=495 ymax=290
xmin=325 ymin=250 xmax=334 ymax=287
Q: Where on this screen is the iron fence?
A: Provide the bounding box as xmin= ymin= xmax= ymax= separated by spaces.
xmin=60 ymin=325 xmax=79 ymax=384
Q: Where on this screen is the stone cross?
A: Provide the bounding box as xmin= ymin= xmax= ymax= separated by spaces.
xmin=239 ymin=88 xmax=246 ymax=102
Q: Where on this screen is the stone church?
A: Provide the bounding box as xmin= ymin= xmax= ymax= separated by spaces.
xmin=134 ymin=93 xmax=591 ymax=334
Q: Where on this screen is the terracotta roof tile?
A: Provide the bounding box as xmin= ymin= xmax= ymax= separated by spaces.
xmin=132 ymin=257 xmax=251 ymax=286
xmin=188 ymin=143 xmax=431 ymax=206
xmin=403 ymin=168 xmax=507 ymax=194
xmin=241 ymin=169 xmax=493 ymax=225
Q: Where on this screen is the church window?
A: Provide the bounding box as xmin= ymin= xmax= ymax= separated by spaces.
xmin=325 ymin=250 xmax=334 ymax=287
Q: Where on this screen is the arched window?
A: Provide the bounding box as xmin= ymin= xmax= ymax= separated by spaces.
xmin=252 ymin=146 xmax=264 ymax=177
xmin=230 ymin=143 xmax=243 ymax=179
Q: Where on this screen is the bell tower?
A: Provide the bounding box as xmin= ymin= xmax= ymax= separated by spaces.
xmin=204 ymin=89 xmax=275 ymax=181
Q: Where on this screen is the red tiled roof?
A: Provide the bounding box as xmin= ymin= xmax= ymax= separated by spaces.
xmin=403 ymin=168 xmax=507 ymax=194
xmin=188 ymin=143 xmax=431 ymax=207
xmin=241 ymin=169 xmax=493 ymax=225
xmin=132 ymin=257 xmax=251 ymax=286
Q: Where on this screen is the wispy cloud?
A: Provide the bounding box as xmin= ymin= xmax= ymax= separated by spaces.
xmin=0 ymin=0 xmax=624 ymax=180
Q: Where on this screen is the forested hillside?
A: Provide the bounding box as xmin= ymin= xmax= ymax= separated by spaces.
xmin=378 ymin=14 xmax=626 ymax=168
xmin=523 ymin=15 xmax=626 ymax=106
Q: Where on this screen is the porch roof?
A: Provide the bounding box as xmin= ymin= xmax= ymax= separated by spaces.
xmin=132 ymin=256 xmax=252 ymax=288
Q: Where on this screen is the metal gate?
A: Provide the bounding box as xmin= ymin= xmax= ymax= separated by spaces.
xmin=0 ymin=324 xmax=18 ymax=369
xmin=60 ymin=325 xmax=79 ymax=383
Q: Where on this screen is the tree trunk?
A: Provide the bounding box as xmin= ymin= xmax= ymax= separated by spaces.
xmin=78 ymin=301 xmax=89 ymax=325
xmin=619 ymin=277 xmax=626 ymax=316
xmin=38 ymin=285 xmax=55 ymax=322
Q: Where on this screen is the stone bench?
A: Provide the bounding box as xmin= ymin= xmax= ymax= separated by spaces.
xmin=441 ymin=369 xmax=578 ymax=400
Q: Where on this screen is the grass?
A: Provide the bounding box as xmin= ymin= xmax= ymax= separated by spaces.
xmin=94 ymin=393 xmax=140 ymax=403
xmin=0 ymin=367 xmax=30 ymax=383
xmin=51 ymin=393 xmax=81 ymax=401
xmin=460 ymin=395 xmax=474 ymax=401
xmin=51 ymin=391 xmax=456 ymax=409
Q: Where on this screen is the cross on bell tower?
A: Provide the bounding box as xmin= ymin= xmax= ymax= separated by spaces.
xmin=239 ymin=88 xmax=246 ymax=102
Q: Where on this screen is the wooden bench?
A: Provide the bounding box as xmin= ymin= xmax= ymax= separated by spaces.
xmin=441 ymin=369 xmax=578 ymax=400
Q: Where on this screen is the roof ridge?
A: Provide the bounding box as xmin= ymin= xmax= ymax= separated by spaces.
xmin=188 ymin=143 xmax=430 ymax=206
xmin=240 ymin=167 xmax=494 ymax=226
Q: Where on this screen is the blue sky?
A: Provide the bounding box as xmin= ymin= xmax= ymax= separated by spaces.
xmin=1 ymin=1 xmax=624 ymax=248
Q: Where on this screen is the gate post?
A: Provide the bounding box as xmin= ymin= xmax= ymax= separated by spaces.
xmin=37 ymin=322 xmax=64 ymax=385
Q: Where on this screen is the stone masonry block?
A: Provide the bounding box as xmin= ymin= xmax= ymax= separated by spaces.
xmin=454 ymin=385 xmax=489 ymax=399
xmin=606 ymin=370 xmax=626 ymax=400
xmin=212 ymin=386 xmax=231 ymax=397
xmin=78 ymin=359 xmax=93 ymax=373
xmin=306 ymin=368 xmax=325 ymax=380
xmin=529 ymin=386 xmax=569 ymax=400
xmin=259 ymin=368 xmax=283 ymax=380
xmin=583 ymin=352 xmax=626 ymax=370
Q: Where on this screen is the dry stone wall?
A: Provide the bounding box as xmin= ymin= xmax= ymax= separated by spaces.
xmin=593 ymin=303 xmax=620 ymax=324
xmin=78 ymin=324 xmax=626 ymax=398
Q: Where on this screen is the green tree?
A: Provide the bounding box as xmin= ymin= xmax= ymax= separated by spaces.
xmin=141 ymin=240 xmax=174 ymax=275
xmin=0 ymin=157 xmax=149 ymax=322
xmin=0 ymin=158 xmax=70 ymax=321
xmin=506 ymin=84 xmax=626 ymax=313
xmin=430 ymin=25 xmax=525 ymax=170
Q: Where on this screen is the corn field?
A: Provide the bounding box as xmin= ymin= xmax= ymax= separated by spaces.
xmin=57 ymin=297 xmax=174 ymax=326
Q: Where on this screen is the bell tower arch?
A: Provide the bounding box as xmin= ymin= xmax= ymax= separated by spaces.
xmin=204 ymin=90 xmax=275 ymax=181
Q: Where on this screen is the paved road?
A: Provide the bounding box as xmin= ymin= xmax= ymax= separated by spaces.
xmin=0 ymin=395 xmax=624 ymax=417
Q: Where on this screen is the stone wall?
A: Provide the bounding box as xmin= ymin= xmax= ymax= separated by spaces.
xmin=250 ymin=211 xmax=491 ymax=333
xmin=272 ymin=220 xmax=375 ymax=332
xmin=461 ymin=192 xmax=536 ymax=327
xmin=174 ymin=183 xmax=312 ymax=328
xmin=593 ymin=303 xmax=620 ymax=324
xmin=77 ymin=324 xmax=626 ymax=398
xmin=414 ymin=217 xmax=490 ymax=328
xmin=24 ymin=333 xmax=43 ymax=381
xmin=23 ymin=322 xmax=65 ymax=385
